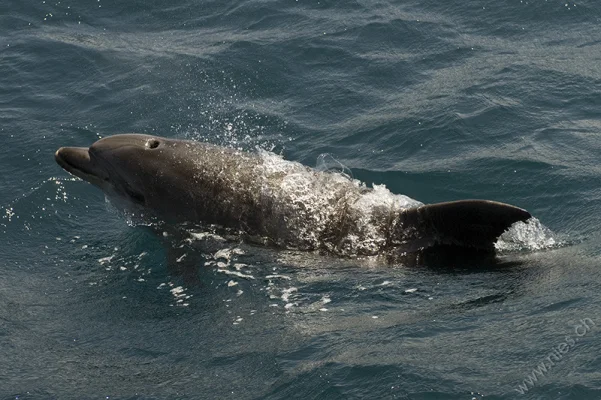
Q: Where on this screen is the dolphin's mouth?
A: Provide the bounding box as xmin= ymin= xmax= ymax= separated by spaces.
xmin=55 ymin=147 xmax=108 ymax=186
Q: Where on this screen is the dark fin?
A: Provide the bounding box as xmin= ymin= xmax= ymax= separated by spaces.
xmin=400 ymin=200 xmax=532 ymax=251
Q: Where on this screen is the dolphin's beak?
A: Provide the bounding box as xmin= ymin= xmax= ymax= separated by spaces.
xmin=55 ymin=147 xmax=107 ymax=186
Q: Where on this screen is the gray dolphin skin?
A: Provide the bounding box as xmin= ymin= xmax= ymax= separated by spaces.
xmin=55 ymin=134 xmax=532 ymax=256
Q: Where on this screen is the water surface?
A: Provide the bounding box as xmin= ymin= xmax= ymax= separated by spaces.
xmin=2 ymin=0 xmax=601 ymax=399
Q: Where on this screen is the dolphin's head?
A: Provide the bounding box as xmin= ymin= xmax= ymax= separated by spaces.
xmin=55 ymin=134 xmax=197 ymax=217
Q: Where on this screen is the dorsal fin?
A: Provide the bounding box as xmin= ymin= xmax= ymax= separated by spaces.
xmin=399 ymin=200 xmax=532 ymax=251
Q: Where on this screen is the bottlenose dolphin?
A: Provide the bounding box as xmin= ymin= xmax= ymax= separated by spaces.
xmin=55 ymin=134 xmax=531 ymax=257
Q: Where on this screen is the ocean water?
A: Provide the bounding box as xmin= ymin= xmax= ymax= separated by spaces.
xmin=2 ymin=0 xmax=601 ymax=399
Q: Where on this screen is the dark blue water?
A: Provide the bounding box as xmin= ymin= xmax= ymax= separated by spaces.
xmin=2 ymin=0 xmax=601 ymax=399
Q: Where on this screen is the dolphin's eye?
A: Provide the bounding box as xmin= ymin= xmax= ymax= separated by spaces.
xmin=146 ymin=139 xmax=160 ymax=149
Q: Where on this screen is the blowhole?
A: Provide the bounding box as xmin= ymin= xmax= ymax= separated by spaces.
xmin=146 ymin=139 xmax=160 ymax=149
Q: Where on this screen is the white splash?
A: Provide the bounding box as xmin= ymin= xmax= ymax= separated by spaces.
xmin=495 ymin=218 xmax=560 ymax=252
xmin=256 ymin=151 xmax=422 ymax=255
xmin=187 ymin=231 xmax=226 ymax=242
xmin=98 ymin=255 xmax=114 ymax=264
